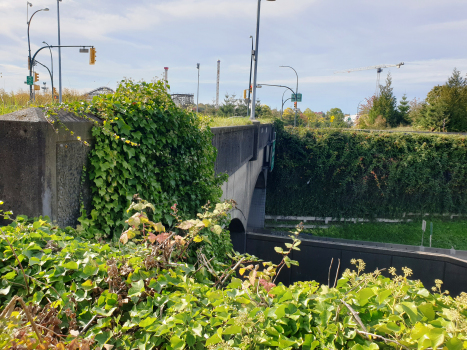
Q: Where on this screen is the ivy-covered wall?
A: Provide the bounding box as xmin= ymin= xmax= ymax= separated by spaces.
xmin=266 ymin=121 xmax=467 ymax=217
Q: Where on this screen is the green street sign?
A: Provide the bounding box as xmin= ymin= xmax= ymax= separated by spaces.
xmin=291 ymin=93 xmax=302 ymax=102
xmin=26 ymin=76 xmax=33 ymax=85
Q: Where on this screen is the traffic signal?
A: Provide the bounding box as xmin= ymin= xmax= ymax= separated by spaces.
xmin=34 ymin=72 xmax=39 ymax=82
xmin=249 ymin=85 xmax=252 ymax=93
xmin=294 ymin=101 xmax=297 ymax=108
xmin=53 ymin=87 xmax=58 ymax=97
xmin=89 ymin=47 xmax=96 ymax=65
xmin=28 ymin=58 xmax=30 ymax=70
xmin=243 ymin=89 xmax=247 ymax=99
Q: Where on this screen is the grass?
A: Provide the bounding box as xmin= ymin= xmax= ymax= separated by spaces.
xmin=266 ymin=219 xmax=467 ymax=250
xmin=208 ymin=116 xmax=275 ymax=127
xmin=0 ymin=88 xmax=86 ymax=116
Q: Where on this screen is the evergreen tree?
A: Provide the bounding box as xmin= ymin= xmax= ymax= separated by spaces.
xmin=415 ymin=69 xmax=467 ymax=131
xmin=369 ymin=73 xmax=398 ymax=127
xmin=397 ymin=94 xmax=410 ymax=124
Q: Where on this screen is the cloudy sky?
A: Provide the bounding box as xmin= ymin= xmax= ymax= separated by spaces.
xmin=1 ymin=0 xmax=467 ymax=113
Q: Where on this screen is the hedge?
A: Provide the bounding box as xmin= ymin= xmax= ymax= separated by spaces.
xmin=266 ymin=121 xmax=467 ymax=218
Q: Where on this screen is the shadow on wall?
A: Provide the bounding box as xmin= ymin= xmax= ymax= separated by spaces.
xmin=229 ymin=218 xmax=246 ymax=254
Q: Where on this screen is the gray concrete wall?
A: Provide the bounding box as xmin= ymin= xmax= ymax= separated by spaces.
xmin=246 ymin=231 xmax=467 ymax=296
xmin=212 ymin=123 xmax=274 ymax=231
xmin=1 ymin=108 xmax=274 ymax=230
xmin=0 ymin=108 xmax=97 ymax=227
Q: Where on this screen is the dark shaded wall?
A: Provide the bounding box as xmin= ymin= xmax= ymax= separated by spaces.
xmin=246 ymin=232 xmax=467 ymax=296
xmin=0 ymin=108 xmax=97 ymax=227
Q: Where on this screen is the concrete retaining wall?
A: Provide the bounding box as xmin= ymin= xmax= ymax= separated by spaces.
xmin=0 ymin=108 xmax=97 ymax=227
xmin=1 ymin=108 xmax=274 ymax=229
xmin=244 ymin=232 xmax=467 ymax=296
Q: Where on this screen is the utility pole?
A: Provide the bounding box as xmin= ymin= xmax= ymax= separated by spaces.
xmin=247 ymin=35 xmax=254 ymax=118
xmin=216 ymin=60 xmax=220 ymax=108
xmin=57 ymin=0 xmax=62 ymax=103
xmin=196 ymin=63 xmax=200 ymax=113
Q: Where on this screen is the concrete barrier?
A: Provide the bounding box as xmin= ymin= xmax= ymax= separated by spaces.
xmin=244 ymin=231 xmax=467 ymax=296
xmin=0 ymin=108 xmax=97 ymax=227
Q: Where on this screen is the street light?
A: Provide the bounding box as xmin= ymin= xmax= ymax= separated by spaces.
xmin=250 ymin=0 xmax=276 ymax=121
xmin=57 ymin=0 xmax=63 ymax=103
xmin=279 ymin=65 xmax=299 ymax=126
xmin=42 ymin=41 xmax=54 ymax=100
xmin=196 ymin=63 xmax=200 ymax=113
xmin=247 ymin=35 xmax=254 ymax=118
xmin=27 ymin=6 xmax=49 ymax=99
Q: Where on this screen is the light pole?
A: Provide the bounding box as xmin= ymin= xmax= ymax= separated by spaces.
xmin=281 ymin=89 xmax=288 ymax=119
xmin=196 ymin=63 xmax=200 ymax=113
xmin=57 ymin=0 xmax=62 ymax=103
xmin=279 ymin=65 xmax=299 ymax=126
xmin=247 ymin=35 xmax=254 ymax=118
xmin=43 ymin=41 xmax=54 ymax=100
xmin=257 ymin=83 xmax=295 ymax=119
xmin=250 ymin=0 xmax=276 ymax=121
xmin=27 ymin=6 xmax=49 ymax=100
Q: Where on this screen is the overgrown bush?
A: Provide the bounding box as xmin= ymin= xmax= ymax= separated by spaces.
xmin=267 ymin=120 xmax=467 ymax=218
xmin=1 ymin=201 xmax=467 ymax=349
xmin=48 ymin=79 xmax=226 ymax=237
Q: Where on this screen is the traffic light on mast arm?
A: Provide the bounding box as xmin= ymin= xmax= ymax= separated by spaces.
xmin=89 ymin=47 xmax=96 ymax=65
xmin=34 ymin=72 xmax=39 ymax=82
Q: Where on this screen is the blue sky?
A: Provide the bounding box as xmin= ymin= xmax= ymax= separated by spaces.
xmin=1 ymin=0 xmax=467 ymax=113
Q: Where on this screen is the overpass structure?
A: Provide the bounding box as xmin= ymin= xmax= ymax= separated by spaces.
xmin=0 ymin=108 xmax=274 ymax=236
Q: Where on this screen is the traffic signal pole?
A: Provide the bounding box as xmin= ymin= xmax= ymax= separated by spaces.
xmin=29 ymin=45 xmax=95 ymax=101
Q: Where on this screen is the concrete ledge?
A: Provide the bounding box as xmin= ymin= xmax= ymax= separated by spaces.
xmin=246 ymin=231 xmax=467 ymax=295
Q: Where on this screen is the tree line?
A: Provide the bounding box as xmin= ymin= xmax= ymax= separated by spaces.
xmin=358 ymin=68 xmax=467 ymax=132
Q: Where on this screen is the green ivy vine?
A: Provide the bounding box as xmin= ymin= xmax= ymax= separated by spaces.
xmin=45 ymin=79 xmax=226 ymax=237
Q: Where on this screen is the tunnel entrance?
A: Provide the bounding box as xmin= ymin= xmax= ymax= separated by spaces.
xmin=247 ymin=169 xmax=267 ymax=230
xmin=229 ymin=218 xmax=246 ymax=254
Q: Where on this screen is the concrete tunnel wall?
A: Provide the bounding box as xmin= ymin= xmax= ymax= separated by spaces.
xmin=1 ymin=108 xmax=275 ymax=230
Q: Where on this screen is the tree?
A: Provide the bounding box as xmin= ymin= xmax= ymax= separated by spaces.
xmin=326 ymin=107 xmax=346 ymax=127
xmin=282 ymin=107 xmax=295 ymax=126
xmin=397 ymin=94 xmax=410 ymax=124
xmin=414 ymin=69 xmax=467 ymax=131
xmin=218 ymin=93 xmax=236 ymax=117
xmin=369 ymin=73 xmax=398 ymax=127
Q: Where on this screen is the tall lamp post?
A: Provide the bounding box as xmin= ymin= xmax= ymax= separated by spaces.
xmin=57 ymin=0 xmax=63 ymax=103
xmin=27 ymin=6 xmax=49 ymax=100
xmin=196 ymin=63 xmax=200 ymax=113
xmin=250 ymin=0 xmax=276 ymax=121
xmin=42 ymin=41 xmax=54 ymax=100
xmin=279 ymin=65 xmax=298 ymax=126
xmin=247 ymin=35 xmax=254 ymax=118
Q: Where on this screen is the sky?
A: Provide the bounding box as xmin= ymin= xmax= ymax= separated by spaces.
xmin=1 ymin=0 xmax=467 ymax=114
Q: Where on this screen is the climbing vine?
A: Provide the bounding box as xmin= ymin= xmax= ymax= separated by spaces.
xmin=267 ymin=120 xmax=467 ymax=218
xmin=45 ymin=79 xmax=226 ymax=237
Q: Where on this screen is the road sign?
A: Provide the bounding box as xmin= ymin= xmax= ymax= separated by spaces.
xmin=291 ymin=93 xmax=302 ymax=102
xmin=26 ymin=76 xmax=33 ymax=85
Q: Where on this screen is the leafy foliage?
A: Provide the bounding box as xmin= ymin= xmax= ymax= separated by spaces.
xmin=49 ymin=79 xmax=226 ymax=237
xmin=1 ymin=202 xmax=467 ymax=349
xmin=409 ymin=69 xmax=467 ymax=132
xmin=267 ymin=120 xmax=467 ymax=218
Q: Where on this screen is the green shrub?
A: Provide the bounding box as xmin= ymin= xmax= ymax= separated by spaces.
xmin=1 ymin=202 xmax=467 ymax=349
xmin=48 ymin=79 xmax=226 ymax=237
xmin=267 ymin=120 xmax=467 ymax=218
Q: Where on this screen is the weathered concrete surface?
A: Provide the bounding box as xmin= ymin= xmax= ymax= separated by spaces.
xmin=0 ymin=108 xmax=98 ymax=227
xmin=246 ymin=231 xmax=467 ymax=296
xmin=212 ymin=122 xmax=275 ymax=250
xmin=1 ymin=107 xmax=274 ymax=230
